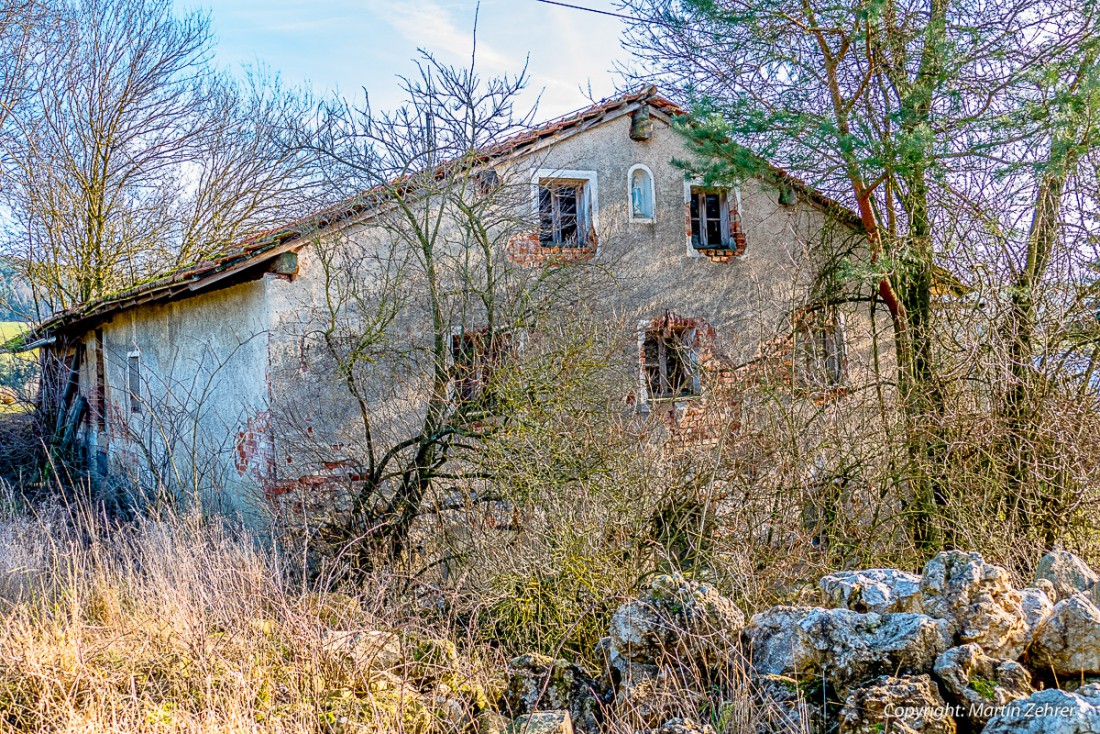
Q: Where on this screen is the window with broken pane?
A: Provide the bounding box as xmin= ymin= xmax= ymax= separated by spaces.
xmin=690 ymin=188 xmax=729 ymax=249
xmin=643 ymin=325 xmax=698 ymax=400
xmin=538 ymin=180 xmax=587 ymax=247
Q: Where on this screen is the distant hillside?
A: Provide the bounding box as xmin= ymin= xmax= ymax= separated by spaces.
xmin=0 ymin=261 xmax=32 ymax=322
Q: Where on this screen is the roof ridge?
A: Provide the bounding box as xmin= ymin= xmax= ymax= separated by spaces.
xmin=14 ymin=86 xmax=862 ymax=345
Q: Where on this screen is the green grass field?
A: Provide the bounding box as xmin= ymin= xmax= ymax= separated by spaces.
xmin=0 ymin=322 xmax=33 ymax=413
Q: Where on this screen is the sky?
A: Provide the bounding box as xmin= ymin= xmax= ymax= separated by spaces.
xmin=201 ymin=0 xmax=636 ymax=121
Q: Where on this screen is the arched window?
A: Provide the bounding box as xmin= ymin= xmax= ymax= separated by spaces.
xmin=629 ymin=165 xmax=655 ymax=221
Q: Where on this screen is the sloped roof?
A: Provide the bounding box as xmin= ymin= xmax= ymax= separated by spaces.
xmin=8 ymin=86 xmax=861 ymax=351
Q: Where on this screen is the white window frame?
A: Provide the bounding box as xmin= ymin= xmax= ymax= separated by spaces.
xmin=683 ymin=179 xmax=742 ymax=257
xmin=628 ymin=164 xmax=656 ymax=223
xmin=532 ymin=169 xmax=599 ymax=249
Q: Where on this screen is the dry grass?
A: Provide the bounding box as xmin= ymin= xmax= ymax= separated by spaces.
xmin=0 ymin=488 xmax=515 ymax=734
xmin=0 ymin=479 xmax=814 ymax=734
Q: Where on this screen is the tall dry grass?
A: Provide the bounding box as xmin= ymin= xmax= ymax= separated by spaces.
xmin=0 ymin=477 xmax=823 ymax=734
xmin=0 ymin=483 xmax=517 ymax=734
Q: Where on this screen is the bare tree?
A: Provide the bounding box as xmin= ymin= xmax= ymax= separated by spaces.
xmin=0 ymin=0 xmax=313 ymax=313
xmin=619 ymin=0 xmax=1100 ymax=549
xmin=279 ymin=52 xmax=614 ymax=574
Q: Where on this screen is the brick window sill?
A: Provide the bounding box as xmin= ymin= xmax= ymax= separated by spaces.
xmin=638 ymin=394 xmax=702 ymax=413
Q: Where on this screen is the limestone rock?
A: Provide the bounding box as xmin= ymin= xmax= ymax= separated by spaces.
xmin=819 ymin=569 xmax=924 ymax=615
xmin=504 ymin=711 xmax=574 ymax=734
xmin=1028 ymin=595 xmax=1100 ymax=676
xmin=1018 ymin=586 xmax=1055 ymax=635
xmin=426 ymin=694 xmax=475 ymax=733
xmin=744 ymin=606 xmax=952 ymax=697
xmin=932 ymin=644 xmax=1033 ymax=726
xmin=1034 ymin=550 xmax=1095 ymax=603
xmin=751 ymin=673 xmax=826 ymax=734
xmin=984 ymin=683 xmax=1100 ymax=734
xmin=607 ymin=573 xmax=744 ymax=675
xmin=595 ymin=635 xmax=658 ymax=690
xmin=920 ymin=551 xmax=1029 ymax=659
xmin=475 ymin=710 xmax=510 ymax=734
xmin=500 ymin=654 xmax=603 ymax=734
xmin=838 ymin=675 xmax=955 ymax=734
xmin=321 ymin=629 xmax=403 ymax=670
xmin=1035 ymin=551 xmax=1099 ymax=603
xmin=1032 ymin=578 xmax=1058 ymax=601
xmin=744 ymin=606 xmax=819 ymax=678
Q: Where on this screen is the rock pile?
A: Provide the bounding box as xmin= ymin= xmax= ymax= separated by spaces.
xmin=737 ymin=549 xmax=1098 ymax=734
xmin=322 ymin=551 xmax=1100 ymax=733
xmin=607 ymin=550 xmax=1098 ymax=733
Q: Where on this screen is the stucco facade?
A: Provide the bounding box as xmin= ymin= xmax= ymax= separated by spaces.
xmin=31 ymin=90 xmax=887 ymax=527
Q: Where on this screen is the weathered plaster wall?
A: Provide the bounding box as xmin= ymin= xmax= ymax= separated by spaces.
xmin=78 ymin=281 xmax=273 ymax=524
xmin=63 ymin=101 xmax=893 ymax=523
xmin=261 ymin=107 xmax=891 ymax=495
xmin=497 ymin=111 xmax=889 ymax=444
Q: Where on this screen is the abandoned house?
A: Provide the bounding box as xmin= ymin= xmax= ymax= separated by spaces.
xmin=12 ymin=87 xmax=885 ymax=526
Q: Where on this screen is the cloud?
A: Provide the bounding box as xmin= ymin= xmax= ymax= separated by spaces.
xmin=366 ymin=0 xmax=514 ymax=72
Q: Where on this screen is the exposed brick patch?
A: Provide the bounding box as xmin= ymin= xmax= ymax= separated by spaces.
xmin=639 ymin=311 xmax=838 ymax=454
xmin=506 ymin=230 xmax=596 ymax=267
xmin=235 ymin=411 xmax=275 ymax=483
xmin=265 ymin=470 xmax=355 ymax=498
xmin=641 ymin=312 xmax=740 ymax=451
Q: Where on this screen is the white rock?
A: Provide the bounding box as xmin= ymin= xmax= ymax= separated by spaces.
xmin=1019 ymin=586 xmax=1055 ymax=634
xmin=321 ymin=629 xmax=403 ymax=669
xmin=1035 ymin=551 xmax=1099 ymax=603
xmin=504 ymin=711 xmax=574 ymax=734
xmin=744 ymin=606 xmax=952 ymax=697
xmin=637 ymin=719 xmax=716 ymax=734
xmin=1028 ymin=595 xmax=1100 ymax=676
xmin=984 ymin=684 xmax=1100 ymax=734
xmin=838 ymin=675 xmax=955 ymax=734
xmin=744 ymin=606 xmax=820 ymax=678
xmin=751 ymin=674 xmax=827 ymax=734
xmin=921 ymin=551 xmax=1030 ymax=659
xmin=932 ymin=644 xmax=1033 ymax=726
xmin=611 ymin=673 xmax=706 ymax=730
xmin=607 ymin=574 xmax=744 ymax=674
xmin=502 ymin=654 xmax=603 ymax=734
xmin=819 ymin=569 xmax=924 ymax=615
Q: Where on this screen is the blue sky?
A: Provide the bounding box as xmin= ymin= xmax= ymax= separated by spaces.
xmin=202 ymin=0 xmax=633 ymax=120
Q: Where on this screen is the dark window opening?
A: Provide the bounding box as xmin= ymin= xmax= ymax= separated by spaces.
xmin=690 ymin=189 xmax=729 ymax=249
xmin=689 ymin=187 xmax=745 ymax=252
xmin=452 ymin=330 xmax=512 ymax=403
xmin=796 ymin=312 xmax=847 ymax=389
xmin=538 ymin=180 xmax=587 ymax=247
xmin=127 ymin=354 xmax=141 ymax=414
xmin=95 ymin=329 xmax=106 ymax=429
xmin=643 ymin=325 xmax=698 ymax=400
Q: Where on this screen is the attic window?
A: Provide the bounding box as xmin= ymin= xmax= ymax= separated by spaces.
xmin=688 ymin=186 xmax=746 ymax=253
xmin=538 ymin=179 xmax=590 ymax=247
xmin=642 ymin=323 xmax=699 ymax=400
